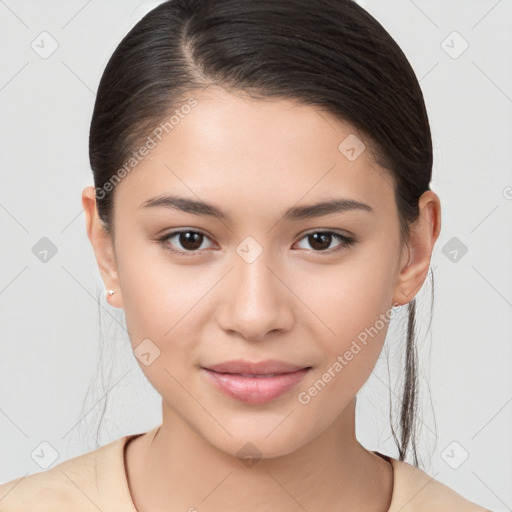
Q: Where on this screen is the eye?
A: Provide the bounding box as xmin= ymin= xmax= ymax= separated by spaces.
xmin=157 ymin=229 xmax=214 ymax=255
xmin=294 ymin=231 xmax=355 ymax=254
xmin=157 ymin=229 xmax=355 ymax=257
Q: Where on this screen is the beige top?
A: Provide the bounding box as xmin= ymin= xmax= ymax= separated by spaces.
xmin=0 ymin=425 xmax=491 ymax=511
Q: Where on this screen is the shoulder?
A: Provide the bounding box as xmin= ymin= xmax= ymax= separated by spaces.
xmin=0 ymin=433 xmax=137 ymax=512
xmin=385 ymin=454 xmax=492 ymax=512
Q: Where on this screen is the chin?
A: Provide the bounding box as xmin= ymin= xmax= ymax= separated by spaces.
xmin=199 ymin=421 xmax=313 ymax=463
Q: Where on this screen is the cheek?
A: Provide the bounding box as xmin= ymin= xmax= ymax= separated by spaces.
xmin=115 ymin=237 xmax=211 ymax=355
xmin=298 ymin=243 xmax=397 ymax=336
xmin=115 ymin=244 xmax=212 ymax=404
xmin=293 ymin=241 xmax=398 ymax=392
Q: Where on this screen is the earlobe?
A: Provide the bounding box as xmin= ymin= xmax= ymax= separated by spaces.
xmin=81 ymin=186 xmax=123 ymax=308
xmin=392 ymin=190 xmax=441 ymax=306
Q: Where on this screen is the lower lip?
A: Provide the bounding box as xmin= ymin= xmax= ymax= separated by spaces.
xmin=201 ymin=368 xmax=310 ymax=404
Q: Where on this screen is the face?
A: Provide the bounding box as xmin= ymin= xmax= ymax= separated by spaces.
xmin=88 ymin=87 xmax=421 ymax=458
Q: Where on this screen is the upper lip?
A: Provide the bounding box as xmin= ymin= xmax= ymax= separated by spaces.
xmin=203 ymin=359 xmax=310 ymax=375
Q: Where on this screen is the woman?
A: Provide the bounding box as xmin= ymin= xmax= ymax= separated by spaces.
xmin=0 ymin=0 xmax=492 ymax=510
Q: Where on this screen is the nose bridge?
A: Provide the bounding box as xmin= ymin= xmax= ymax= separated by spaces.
xmin=220 ymin=236 xmax=293 ymax=340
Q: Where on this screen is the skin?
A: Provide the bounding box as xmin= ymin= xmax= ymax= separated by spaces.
xmin=82 ymin=86 xmax=441 ymax=511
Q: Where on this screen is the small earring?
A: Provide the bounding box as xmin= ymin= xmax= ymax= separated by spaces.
xmin=106 ymin=289 xmax=115 ymax=297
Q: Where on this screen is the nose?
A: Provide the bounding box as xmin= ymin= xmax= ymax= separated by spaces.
xmin=216 ymin=248 xmax=294 ymax=341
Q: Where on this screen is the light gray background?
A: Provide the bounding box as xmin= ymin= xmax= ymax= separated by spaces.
xmin=0 ymin=1 xmax=510 ymax=510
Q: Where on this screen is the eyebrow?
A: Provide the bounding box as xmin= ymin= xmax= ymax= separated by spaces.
xmin=139 ymin=194 xmax=374 ymax=221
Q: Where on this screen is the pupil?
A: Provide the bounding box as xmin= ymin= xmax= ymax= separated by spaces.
xmin=310 ymin=233 xmax=331 ymax=250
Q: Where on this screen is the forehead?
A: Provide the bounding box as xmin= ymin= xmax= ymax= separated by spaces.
xmin=112 ymin=87 xmax=395 ymax=218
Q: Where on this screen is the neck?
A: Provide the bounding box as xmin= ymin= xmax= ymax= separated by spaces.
xmin=125 ymin=398 xmax=393 ymax=512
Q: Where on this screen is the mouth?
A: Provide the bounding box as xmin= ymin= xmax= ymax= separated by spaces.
xmin=200 ymin=360 xmax=312 ymax=404
xmin=203 ymin=359 xmax=310 ymax=375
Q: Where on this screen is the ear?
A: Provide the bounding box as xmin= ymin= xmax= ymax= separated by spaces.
xmin=392 ymin=190 xmax=441 ymax=306
xmin=82 ymin=186 xmax=123 ymax=309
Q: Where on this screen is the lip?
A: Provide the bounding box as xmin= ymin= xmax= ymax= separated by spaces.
xmin=201 ymin=359 xmax=311 ymax=404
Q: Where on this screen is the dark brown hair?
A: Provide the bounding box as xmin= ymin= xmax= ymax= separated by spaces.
xmin=86 ymin=0 xmax=434 ymax=466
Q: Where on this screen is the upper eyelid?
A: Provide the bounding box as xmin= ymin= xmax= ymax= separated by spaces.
xmin=161 ymin=227 xmax=351 ymax=239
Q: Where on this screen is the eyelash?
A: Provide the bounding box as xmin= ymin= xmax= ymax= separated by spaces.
xmin=157 ymin=229 xmax=355 ymax=257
